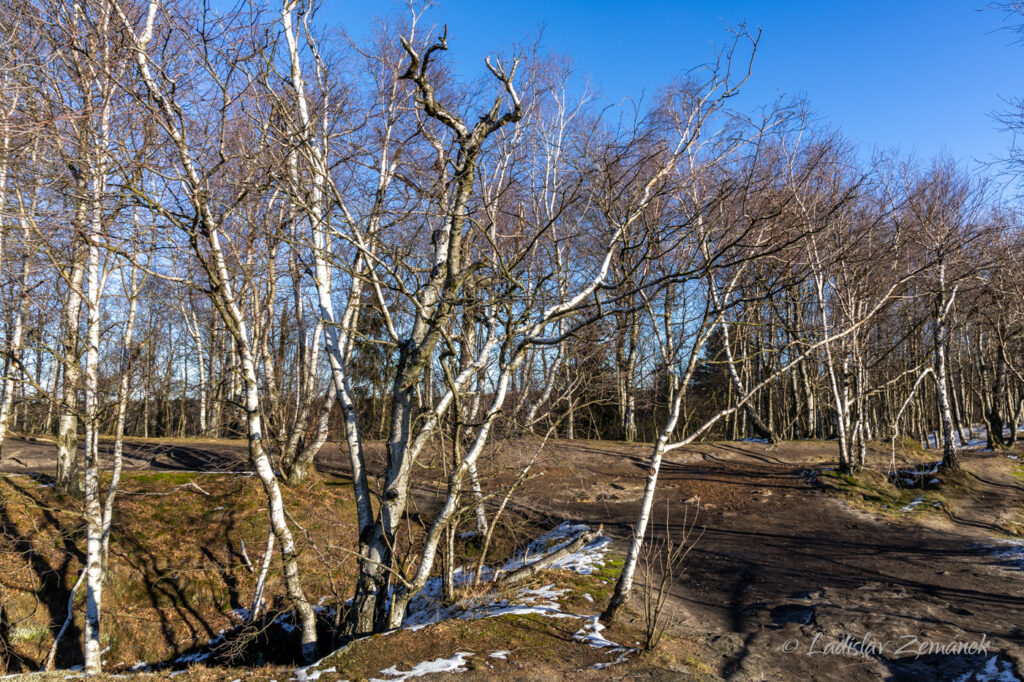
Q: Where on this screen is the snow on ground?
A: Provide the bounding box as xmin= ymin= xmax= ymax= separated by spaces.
xmin=891 ymin=461 xmax=940 ymax=488
xmin=592 ymin=651 xmax=633 ymax=671
xmin=573 ymin=616 xmax=621 ymax=648
xmin=501 ymin=521 xmax=612 ymax=574
xmin=955 ymin=655 xmax=1022 ymax=682
xmin=516 ymin=584 xmax=569 ymax=605
xmin=925 ymin=424 xmax=1024 ymax=451
xmin=980 ymin=539 xmax=1024 ymax=572
xmin=293 ymin=665 xmax=337 ymax=682
xmin=900 ymin=497 xmax=926 ymax=512
xmin=290 ymin=522 xmax=633 ymax=681
xmin=373 ymin=652 xmax=474 ymax=681
xmin=401 ymin=522 xmax=610 ymax=630
xmin=574 ymin=616 xmax=640 ymax=671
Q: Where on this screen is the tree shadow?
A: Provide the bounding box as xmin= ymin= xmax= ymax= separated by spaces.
xmin=110 ymin=533 xmax=218 ymax=655
xmin=0 ymin=476 xmax=85 ymax=670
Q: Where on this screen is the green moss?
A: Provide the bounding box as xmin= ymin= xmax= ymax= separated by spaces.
xmin=598 ymin=556 xmax=624 ymax=580
xmin=824 ymin=468 xmax=948 ymax=516
xmin=126 ymin=471 xmax=197 ymax=486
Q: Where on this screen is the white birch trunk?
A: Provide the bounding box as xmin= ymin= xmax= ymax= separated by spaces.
xmin=0 ymin=249 xmax=30 ymax=455
xmin=279 ymin=0 xmax=372 ymax=509
xmin=815 ymin=273 xmax=851 ymax=470
xmin=602 ymin=389 xmax=683 ymax=621
xmin=934 ymin=261 xmax=959 ymax=469
xmin=82 ymin=62 xmax=113 ymax=669
xmin=82 ymin=188 xmax=105 ymax=677
xmin=120 ymin=1 xmax=319 ymax=659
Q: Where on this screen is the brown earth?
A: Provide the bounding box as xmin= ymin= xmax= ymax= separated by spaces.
xmin=499 ymin=439 xmax=1024 ymax=681
xmin=2 ymin=434 xmax=1023 ymax=680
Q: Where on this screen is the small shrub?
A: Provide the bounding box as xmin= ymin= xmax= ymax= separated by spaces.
xmin=639 ymin=502 xmax=703 ymax=652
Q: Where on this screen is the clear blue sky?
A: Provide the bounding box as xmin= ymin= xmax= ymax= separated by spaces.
xmin=324 ymin=1 xmax=1022 ymax=172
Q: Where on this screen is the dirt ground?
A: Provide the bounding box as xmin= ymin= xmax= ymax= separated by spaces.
xmin=0 ymin=435 xmax=252 ymax=473
xmin=500 ymin=439 xmax=1024 ymax=681
xmin=2 ymin=434 xmax=1022 ymax=680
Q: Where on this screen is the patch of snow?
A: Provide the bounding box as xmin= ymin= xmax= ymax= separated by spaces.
xmin=593 ymin=652 xmax=632 ymax=670
xmin=900 ymin=497 xmax=925 ymax=512
xmin=955 ymin=655 xmax=1022 ymax=682
xmin=516 ymin=584 xmax=568 ymax=606
xmin=582 ymin=593 xmax=594 ymax=603
xmin=573 ymin=616 xmax=639 ymax=669
xmin=498 ymin=521 xmax=611 ymax=576
xmin=477 ymin=604 xmax=580 ymax=620
xmin=890 ymin=462 xmax=942 ymax=489
xmin=291 ymin=522 xmax=617 ymax=682
xmin=293 ymin=666 xmax=337 ymax=682
xmin=980 ymin=539 xmax=1024 ymax=572
xmin=489 ymin=650 xmax=510 ymax=660
xmin=573 ymin=616 xmax=619 ymax=649
xmin=173 ymin=652 xmax=209 ymax=665
xmin=374 ymin=651 xmax=474 ymax=681
xmin=547 ymin=536 xmax=611 ymax=575
xmin=924 ymin=428 xmax=994 ymax=451
xmin=402 ymin=522 xmax=609 ymax=631
xmin=1009 ymin=455 xmax=1021 ymax=461
xmin=275 ymin=613 xmax=298 ymax=632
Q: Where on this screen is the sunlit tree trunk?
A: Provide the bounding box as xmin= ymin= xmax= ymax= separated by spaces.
xmin=934 ymin=260 xmax=960 ymax=470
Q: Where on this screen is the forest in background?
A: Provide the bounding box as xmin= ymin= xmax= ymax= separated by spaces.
xmin=2 ymin=0 xmax=1024 ymax=673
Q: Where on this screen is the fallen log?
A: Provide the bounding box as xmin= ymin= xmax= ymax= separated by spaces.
xmin=499 ymin=524 xmax=603 ymax=585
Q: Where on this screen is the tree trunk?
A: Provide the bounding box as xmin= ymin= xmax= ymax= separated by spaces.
xmin=56 ymin=233 xmax=86 ymax=495
xmin=934 ymin=263 xmax=959 ymax=471
xmin=0 ymin=250 xmax=30 ymax=458
xmin=602 ymin=388 xmax=682 ymax=622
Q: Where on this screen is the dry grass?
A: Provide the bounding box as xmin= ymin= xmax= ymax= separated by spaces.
xmin=0 ymin=463 xmax=571 ymax=675
xmin=0 ymin=469 xmax=358 ymax=673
